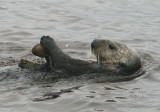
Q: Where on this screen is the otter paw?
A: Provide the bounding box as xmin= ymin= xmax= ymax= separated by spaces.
xmin=40 ymin=36 xmax=55 ymax=53
xmin=40 ymin=36 xmax=54 ymax=45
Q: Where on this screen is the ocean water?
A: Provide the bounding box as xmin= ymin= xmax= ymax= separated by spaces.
xmin=0 ymin=0 xmax=160 ymax=112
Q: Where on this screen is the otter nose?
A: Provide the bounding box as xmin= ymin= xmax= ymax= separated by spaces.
xmin=91 ymin=40 xmax=101 ymax=49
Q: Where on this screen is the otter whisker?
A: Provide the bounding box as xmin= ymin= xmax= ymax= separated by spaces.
xmin=97 ymin=53 xmax=100 ymax=64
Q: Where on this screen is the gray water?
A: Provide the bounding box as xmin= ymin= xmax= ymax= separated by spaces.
xmin=0 ymin=0 xmax=160 ymax=112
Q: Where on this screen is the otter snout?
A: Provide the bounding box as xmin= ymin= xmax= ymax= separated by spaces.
xmin=91 ymin=39 xmax=106 ymax=64
xmin=91 ymin=39 xmax=106 ymax=54
xmin=91 ymin=40 xmax=102 ymax=50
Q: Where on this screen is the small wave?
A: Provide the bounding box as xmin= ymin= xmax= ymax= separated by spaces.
xmin=0 ymin=50 xmax=154 ymax=86
xmin=1 ymin=31 xmax=33 ymax=37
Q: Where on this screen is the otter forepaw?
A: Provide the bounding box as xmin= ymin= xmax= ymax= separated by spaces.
xmin=40 ymin=36 xmax=55 ymax=53
xmin=40 ymin=36 xmax=54 ymax=45
xmin=41 ymin=36 xmax=53 ymax=41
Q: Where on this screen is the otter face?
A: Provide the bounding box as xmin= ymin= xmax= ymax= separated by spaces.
xmin=91 ymin=39 xmax=140 ymax=69
xmin=91 ymin=39 xmax=117 ymax=55
xmin=19 ymin=59 xmax=36 ymax=69
xmin=91 ymin=39 xmax=119 ymax=64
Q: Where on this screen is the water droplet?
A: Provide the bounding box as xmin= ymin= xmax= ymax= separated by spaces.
xmin=66 ymin=44 xmax=69 ymax=47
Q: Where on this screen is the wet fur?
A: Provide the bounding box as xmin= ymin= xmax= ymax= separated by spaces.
xmin=91 ymin=39 xmax=141 ymax=72
xmin=18 ymin=36 xmax=142 ymax=82
xmin=39 ymin=36 xmax=141 ymax=75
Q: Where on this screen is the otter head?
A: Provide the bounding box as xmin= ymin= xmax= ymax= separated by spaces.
xmin=18 ymin=59 xmax=38 ymax=69
xmin=91 ymin=39 xmax=118 ymax=64
xmin=91 ymin=39 xmax=141 ymax=71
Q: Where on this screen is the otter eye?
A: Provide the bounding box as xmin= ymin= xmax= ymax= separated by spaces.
xmin=119 ymin=62 xmax=125 ymax=68
xmin=109 ymin=44 xmax=116 ymax=50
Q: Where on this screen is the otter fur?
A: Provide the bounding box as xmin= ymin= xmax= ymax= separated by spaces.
xmin=19 ymin=36 xmax=142 ymax=81
xmin=91 ymin=39 xmax=141 ymax=72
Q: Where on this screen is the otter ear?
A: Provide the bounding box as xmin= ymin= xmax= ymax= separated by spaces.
xmin=108 ymin=43 xmax=117 ymax=50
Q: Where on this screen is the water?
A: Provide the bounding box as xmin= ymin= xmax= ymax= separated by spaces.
xmin=0 ymin=0 xmax=160 ymax=112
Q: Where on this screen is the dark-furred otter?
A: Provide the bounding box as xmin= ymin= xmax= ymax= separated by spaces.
xmin=19 ymin=36 xmax=142 ymax=81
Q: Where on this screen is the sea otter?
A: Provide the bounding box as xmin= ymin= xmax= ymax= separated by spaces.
xmin=91 ymin=39 xmax=141 ymax=72
xmin=19 ymin=36 xmax=141 ymax=77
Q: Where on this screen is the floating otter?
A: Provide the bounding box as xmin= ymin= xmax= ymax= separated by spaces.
xmin=19 ymin=36 xmax=141 ymax=75
xmin=91 ymin=39 xmax=141 ymax=72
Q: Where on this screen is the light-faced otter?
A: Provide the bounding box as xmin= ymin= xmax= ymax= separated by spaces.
xmin=19 ymin=36 xmax=141 ymax=77
xmin=19 ymin=59 xmax=44 ymax=70
xmin=91 ymin=39 xmax=141 ymax=72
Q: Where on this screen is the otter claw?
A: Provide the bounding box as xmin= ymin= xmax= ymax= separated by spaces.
xmin=41 ymin=36 xmax=53 ymax=41
xmin=41 ymin=36 xmax=46 ymax=41
xmin=40 ymin=36 xmax=54 ymax=47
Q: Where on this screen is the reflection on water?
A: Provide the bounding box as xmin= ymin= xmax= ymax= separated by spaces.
xmin=0 ymin=0 xmax=160 ymax=112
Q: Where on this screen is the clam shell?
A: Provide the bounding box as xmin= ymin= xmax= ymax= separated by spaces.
xmin=32 ymin=44 xmax=47 ymax=58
